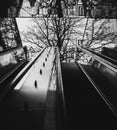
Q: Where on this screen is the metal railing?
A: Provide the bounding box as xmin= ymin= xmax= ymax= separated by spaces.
xmin=0 ymin=46 xmax=23 ymax=56
xmin=55 ymin=47 xmax=67 ymax=130
xmin=0 ymin=46 xmax=28 ymax=85
xmin=0 ymin=47 xmax=46 ymax=102
xmin=77 ymin=45 xmax=117 ymax=73
xmin=77 ymin=45 xmax=117 ymax=117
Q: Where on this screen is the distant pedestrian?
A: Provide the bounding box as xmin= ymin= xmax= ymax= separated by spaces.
xmin=40 ymin=69 xmax=42 ymax=75
xmin=34 ymin=80 xmax=38 ymax=88
xmin=43 ymin=62 xmax=45 ymax=67
xmin=24 ymin=46 xmax=28 ymax=60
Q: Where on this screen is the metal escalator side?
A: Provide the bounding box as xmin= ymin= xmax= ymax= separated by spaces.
xmin=77 ymin=45 xmax=117 ymax=118
xmin=55 ymin=47 xmax=67 ymax=130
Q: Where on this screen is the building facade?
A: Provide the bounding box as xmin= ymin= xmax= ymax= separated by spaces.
xmin=63 ymin=0 xmax=85 ymax=17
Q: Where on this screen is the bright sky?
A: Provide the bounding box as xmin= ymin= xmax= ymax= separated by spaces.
xmin=16 ymin=18 xmax=34 ymax=47
xmin=16 ymin=18 xmax=32 ymax=32
xmin=16 ymin=18 xmax=44 ymax=48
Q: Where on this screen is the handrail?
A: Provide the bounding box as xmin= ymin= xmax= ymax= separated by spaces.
xmin=0 ymin=47 xmax=46 ymax=101
xmin=11 ymin=47 xmax=46 ymax=85
xmin=55 ymin=47 xmax=67 ymax=130
xmin=0 ymin=61 xmax=25 ymax=84
xmin=0 ymin=46 xmax=23 ymax=56
xmin=0 ymin=46 xmax=27 ymax=83
xmin=77 ymin=45 xmax=117 ymax=73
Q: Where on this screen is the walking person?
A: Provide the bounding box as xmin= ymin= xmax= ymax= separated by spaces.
xmin=34 ymin=80 xmax=38 ymax=88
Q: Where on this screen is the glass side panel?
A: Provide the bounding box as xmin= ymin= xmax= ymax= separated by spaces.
xmin=0 ymin=48 xmax=26 ymax=80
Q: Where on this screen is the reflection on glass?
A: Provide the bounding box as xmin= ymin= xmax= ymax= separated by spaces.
xmin=0 ymin=48 xmax=26 ymax=80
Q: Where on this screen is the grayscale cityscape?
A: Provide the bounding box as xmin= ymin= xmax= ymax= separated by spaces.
xmin=0 ymin=0 xmax=117 ymax=130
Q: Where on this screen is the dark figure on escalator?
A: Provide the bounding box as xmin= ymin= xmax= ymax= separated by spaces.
xmin=34 ymin=80 xmax=38 ymax=88
xmin=40 ymin=69 xmax=42 ymax=75
xmin=43 ymin=62 xmax=45 ymax=67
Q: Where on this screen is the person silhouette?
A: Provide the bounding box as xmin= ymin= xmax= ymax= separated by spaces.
xmin=34 ymin=80 xmax=38 ymax=88
xmin=40 ymin=69 xmax=42 ymax=75
xmin=43 ymin=62 xmax=45 ymax=67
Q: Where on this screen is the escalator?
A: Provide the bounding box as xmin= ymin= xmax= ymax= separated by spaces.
xmin=61 ymin=62 xmax=117 ymax=130
xmin=0 ymin=47 xmax=56 ymax=130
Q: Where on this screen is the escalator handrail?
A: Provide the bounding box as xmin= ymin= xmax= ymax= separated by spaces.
xmin=77 ymin=45 xmax=117 ymax=73
xmin=10 ymin=47 xmax=46 ymax=86
xmin=0 ymin=46 xmax=23 ymax=56
xmin=0 ymin=46 xmax=27 ymax=84
xmin=55 ymin=47 xmax=67 ymax=130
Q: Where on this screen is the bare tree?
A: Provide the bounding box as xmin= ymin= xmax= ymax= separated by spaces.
xmin=21 ymin=17 xmax=84 ymax=50
xmin=82 ymin=19 xmax=117 ymax=51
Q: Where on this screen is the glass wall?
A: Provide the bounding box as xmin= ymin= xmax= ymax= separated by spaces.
xmin=0 ymin=47 xmax=26 ymax=80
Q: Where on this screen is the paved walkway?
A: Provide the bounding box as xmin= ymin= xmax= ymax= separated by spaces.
xmin=0 ymin=47 xmax=56 ymax=130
